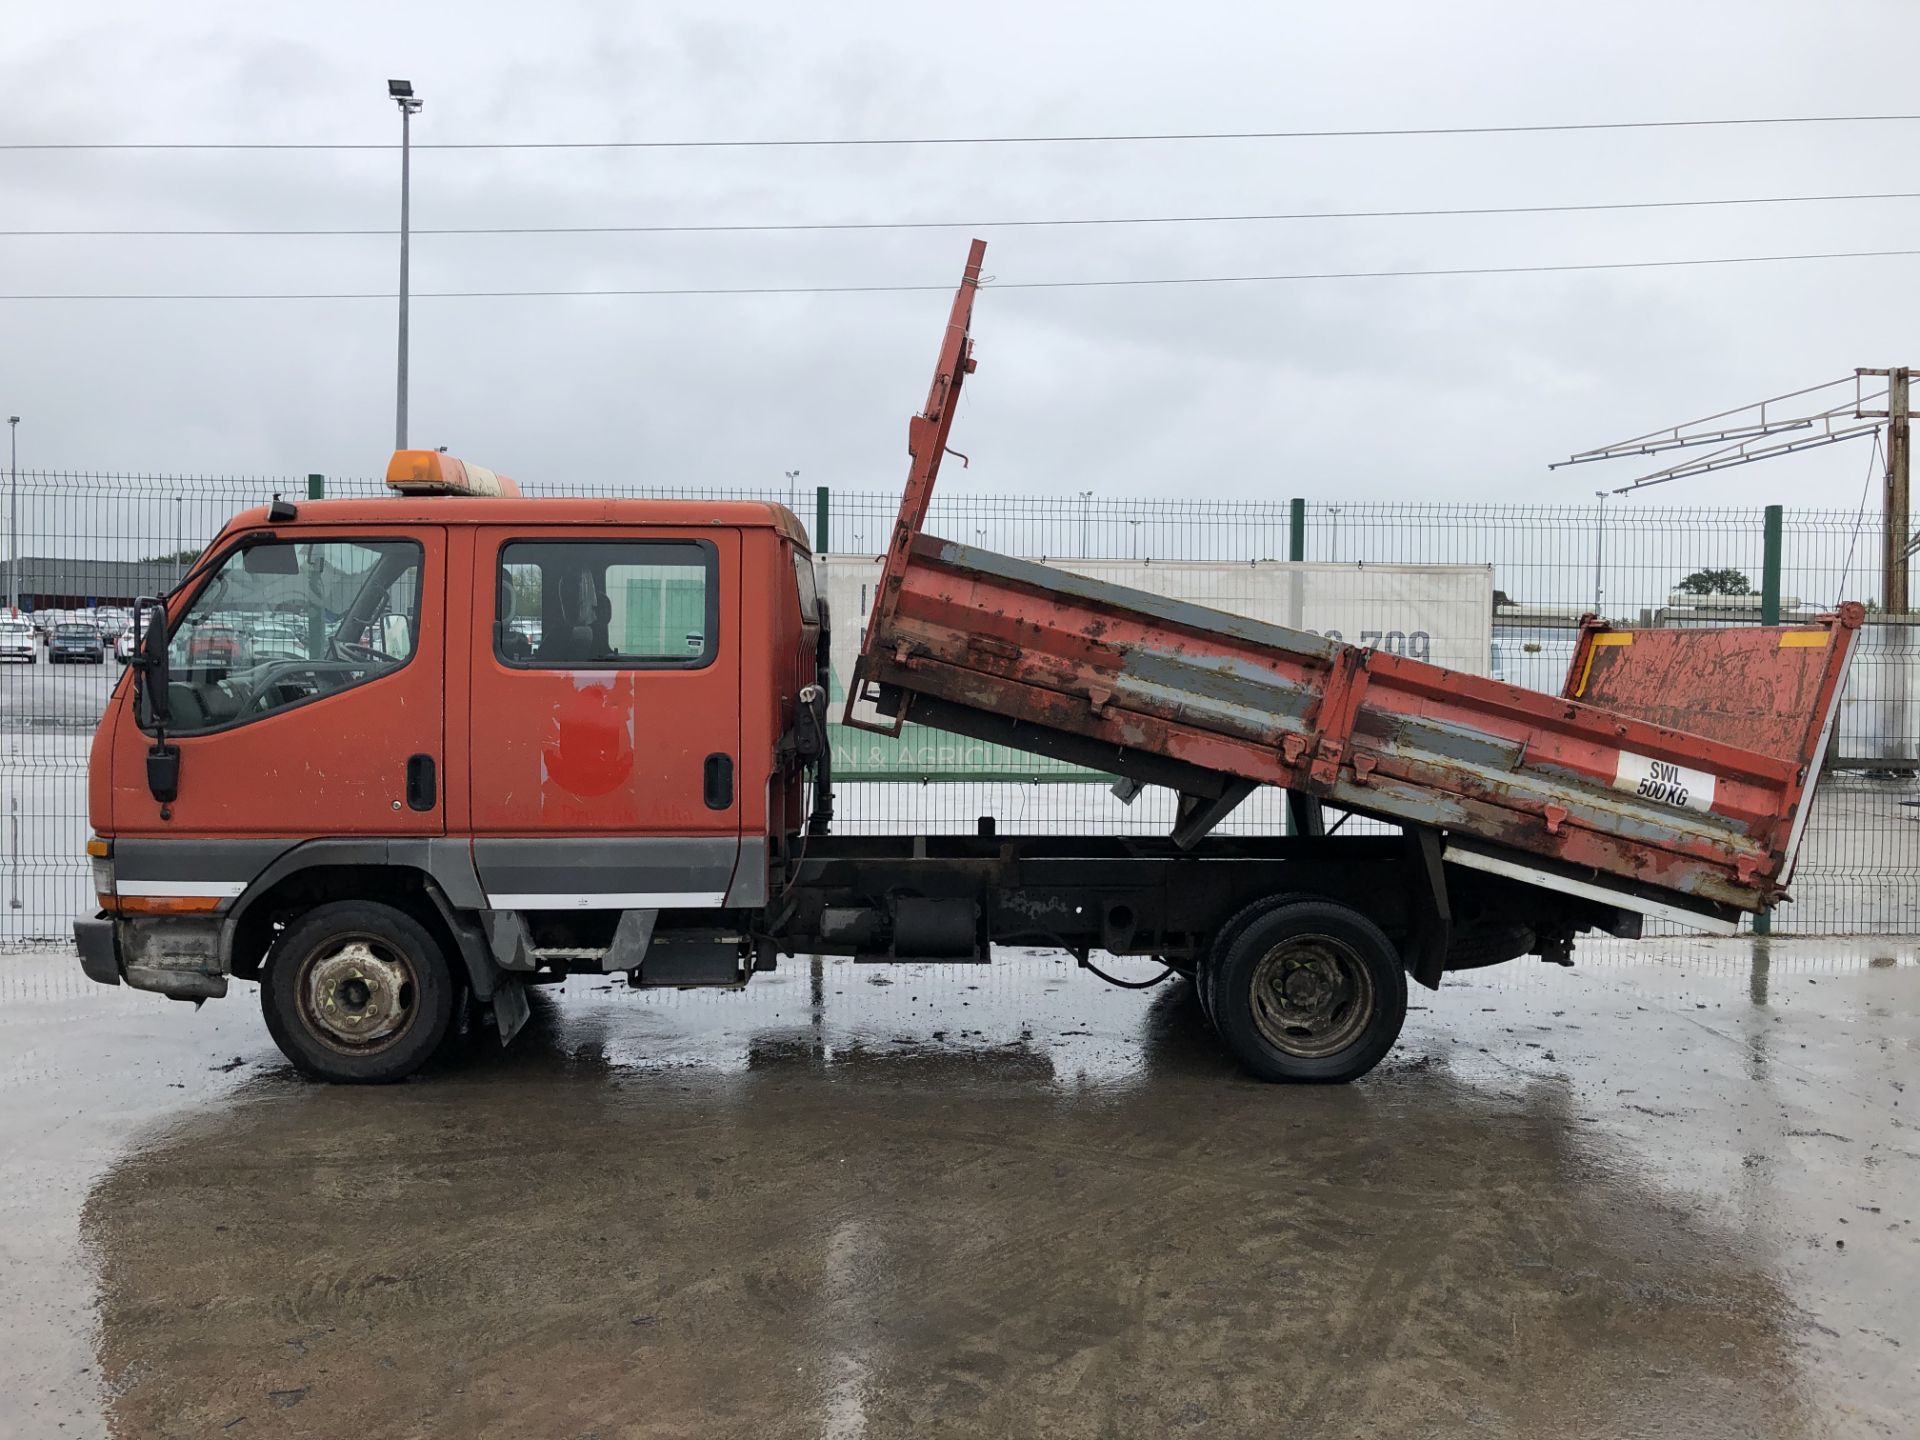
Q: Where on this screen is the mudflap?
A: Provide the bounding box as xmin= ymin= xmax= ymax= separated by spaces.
xmin=491 ymin=975 xmax=531 ymax=1044
xmin=1402 ymin=828 xmax=1452 ymax=991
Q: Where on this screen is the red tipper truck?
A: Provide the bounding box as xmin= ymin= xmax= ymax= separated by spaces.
xmin=75 ymin=241 xmax=1860 ymax=1085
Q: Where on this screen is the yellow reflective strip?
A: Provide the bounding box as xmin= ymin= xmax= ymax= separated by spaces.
xmin=1780 ymin=631 xmax=1829 ymax=648
xmin=1573 ymin=631 xmax=1633 ymax=696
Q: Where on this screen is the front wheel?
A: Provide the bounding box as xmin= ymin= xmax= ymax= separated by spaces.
xmin=1205 ymin=899 xmax=1406 ymax=1083
xmin=261 ymin=900 xmax=456 ymax=1083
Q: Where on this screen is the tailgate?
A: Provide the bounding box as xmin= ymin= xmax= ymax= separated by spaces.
xmin=1562 ymin=614 xmax=1859 ymax=890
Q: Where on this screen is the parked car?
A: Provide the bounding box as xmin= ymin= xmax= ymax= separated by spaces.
xmin=0 ymin=618 xmax=35 ymax=664
xmin=50 ymin=623 xmax=105 ymax=664
xmin=113 ymin=628 xmax=138 ymax=664
xmin=247 ymin=618 xmax=310 ymax=662
xmin=185 ymin=625 xmax=247 ymax=668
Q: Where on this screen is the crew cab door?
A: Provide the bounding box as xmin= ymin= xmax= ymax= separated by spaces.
xmin=467 ymin=527 xmax=742 ymax=909
xmin=109 ymin=528 xmax=446 ymax=842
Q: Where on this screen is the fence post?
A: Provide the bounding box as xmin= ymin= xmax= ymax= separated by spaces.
xmin=307 ymin=473 xmax=325 ymax=500
xmin=815 ymin=485 xmax=830 ymax=555
xmin=1761 ymin=503 xmax=1782 ymax=626
xmin=1753 ymin=503 xmax=1784 ymax=935
xmin=1283 ymin=498 xmax=1306 ymax=835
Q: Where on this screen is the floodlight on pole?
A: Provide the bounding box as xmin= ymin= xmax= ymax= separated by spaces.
xmin=389 ymin=79 xmax=424 ymax=450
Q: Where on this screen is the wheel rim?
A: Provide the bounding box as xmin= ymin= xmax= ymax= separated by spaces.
xmin=1248 ymin=933 xmax=1374 ymax=1058
xmin=297 ymin=934 xmax=418 ymax=1056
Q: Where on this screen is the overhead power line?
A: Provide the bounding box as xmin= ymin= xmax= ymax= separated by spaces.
xmin=5 ymin=189 xmax=1917 ymax=238
xmin=3 ymin=112 xmax=1918 ymax=152
xmin=0 ymin=246 xmax=1914 ymax=302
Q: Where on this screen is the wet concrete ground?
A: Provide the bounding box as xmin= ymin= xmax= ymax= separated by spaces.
xmin=1 ymin=938 xmax=1914 ymax=1439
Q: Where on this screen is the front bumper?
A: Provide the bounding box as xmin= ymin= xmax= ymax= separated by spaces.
xmin=76 ymin=916 xmax=120 ymax=985
xmin=74 ymin=914 xmax=228 ymax=1000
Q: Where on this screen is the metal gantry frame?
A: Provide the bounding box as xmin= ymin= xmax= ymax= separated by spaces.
xmin=1554 ymin=368 xmax=1912 ymax=612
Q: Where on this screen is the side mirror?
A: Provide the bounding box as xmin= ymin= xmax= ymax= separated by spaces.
xmin=378 ymin=611 xmax=414 ymax=659
xmin=131 ymin=597 xmax=172 ymax=730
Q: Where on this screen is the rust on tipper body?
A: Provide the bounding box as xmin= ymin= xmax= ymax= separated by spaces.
xmin=845 ymin=242 xmax=1864 ymax=920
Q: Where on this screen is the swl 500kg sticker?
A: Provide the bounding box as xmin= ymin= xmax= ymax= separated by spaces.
xmin=1613 ymin=752 xmax=1716 ymax=814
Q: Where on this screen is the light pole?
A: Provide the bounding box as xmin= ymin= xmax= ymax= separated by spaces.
xmin=1078 ymin=489 xmax=1093 ymax=558
xmin=785 ymin=469 xmax=800 ymax=512
xmin=1327 ymin=504 xmax=1343 ymax=562
xmin=1592 ymin=490 xmax=1609 ymax=617
xmin=389 ymin=79 xmax=424 ymax=451
xmin=4 ymin=416 xmax=13 ymax=922
xmin=6 ymin=416 xmax=17 ymax=615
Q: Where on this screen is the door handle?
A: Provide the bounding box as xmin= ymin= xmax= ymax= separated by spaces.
xmin=703 ymin=753 xmax=734 ymax=811
xmin=406 ymin=754 xmax=437 ymax=812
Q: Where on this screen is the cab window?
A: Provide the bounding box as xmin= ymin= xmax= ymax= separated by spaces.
xmin=793 ymin=552 xmax=820 ymax=625
xmin=159 ymin=539 xmax=422 ymax=733
xmin=497 ymin=539 xmax=716 ymax=668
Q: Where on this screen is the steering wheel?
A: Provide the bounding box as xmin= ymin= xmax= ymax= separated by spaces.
xmin=239 ymin=659 xmax=361 ymax=713
xmin=239 ymin=660 xmax=313 ymax=713
xmin=332 ymin=638 xmax=393 ymax=665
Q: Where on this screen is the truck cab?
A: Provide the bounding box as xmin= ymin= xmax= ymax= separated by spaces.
xmin=78 ymin=454 xmax=829 ymax=1080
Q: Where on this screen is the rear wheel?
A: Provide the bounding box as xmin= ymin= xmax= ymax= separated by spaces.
xmin=1198 ymin=892 xmax=1314 ymax=1032
xmin=261 ymin=900 xmax=455 ymax=1083
xmin=1206 ymin=899 xmax=1406 ymax=1083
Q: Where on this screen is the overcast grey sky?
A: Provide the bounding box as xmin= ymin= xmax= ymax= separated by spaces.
xmin=3 ymin=0 xmax=1917 ymax=511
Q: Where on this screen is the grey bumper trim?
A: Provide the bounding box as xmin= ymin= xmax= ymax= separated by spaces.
xmin=75 ymin=917 xmax=120 ymax=986
xmin=474 ymin=836 xmax=740 ymax=910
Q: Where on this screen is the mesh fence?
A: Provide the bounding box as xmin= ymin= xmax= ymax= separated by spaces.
xmin=0 ymin=471 xmax=1912 ymax=942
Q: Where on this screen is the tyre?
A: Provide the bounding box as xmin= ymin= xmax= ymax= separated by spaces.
xmin=1197 ymin=891 xmax=1314 ymax=1032
xmin=261 ymin=900 xmax=456 ymax=1083
xmin=1207 ymin=899 xmax=1406 ymax=1083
